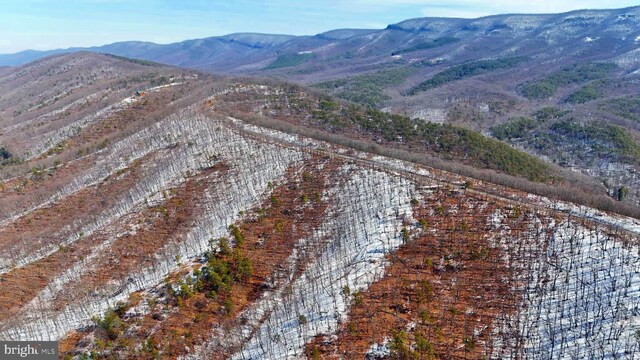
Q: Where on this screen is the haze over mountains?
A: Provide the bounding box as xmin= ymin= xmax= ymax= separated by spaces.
xmin=1 ymin=6 xmax=640 ymax=359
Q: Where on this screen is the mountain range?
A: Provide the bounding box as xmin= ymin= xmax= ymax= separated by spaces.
xmin=2 ymin=6 xmax=640 ymax=75
xmin=1 ymin=6 xmax=640 ymax=359
xmin=3 ymin=6 xmax=640 ymax=206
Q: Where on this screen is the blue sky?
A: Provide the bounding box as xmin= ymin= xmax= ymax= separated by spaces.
xmin=0 ymin=0 xmax=638 ymax=53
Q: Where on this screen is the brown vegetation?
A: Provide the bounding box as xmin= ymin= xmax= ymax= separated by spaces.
xmin=306 ymin=186 xmax=543 ymax=359
xmin=0 ymin=154 xmax=156 ymax=321
xmin=52 ymin=162 xmax=229 ymax=308
xmin=60 ymin=155 xmax=344 ymax=359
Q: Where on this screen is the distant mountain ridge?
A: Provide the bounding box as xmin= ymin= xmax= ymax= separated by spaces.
xmin=3 ymin=6 xmax=640 ymax=206
xmin=2 ymin=6 xmax=639 ymax=69
xmin=2 ymin=8 xmax=640 ymax=359
xmin=0 ymin=32 xmax=298 ymax=67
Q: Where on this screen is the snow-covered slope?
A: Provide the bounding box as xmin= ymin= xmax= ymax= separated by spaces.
xmin=0 ymin=62 xmax=638 ymax=359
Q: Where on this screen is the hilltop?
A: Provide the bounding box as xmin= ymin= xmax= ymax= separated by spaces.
xmin=0 ymin=52 xmax=638 ymax=359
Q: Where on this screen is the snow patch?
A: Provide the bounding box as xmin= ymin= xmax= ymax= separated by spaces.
xmin=492 ymin=220 xmax=640 ymax=359
xmin=0 ymin=111 xmax=307 ymax=341
xmin=228 ymin=166 xmax=417 ymax=359
xmin=366 ymin=339 xmax=391 ymax=359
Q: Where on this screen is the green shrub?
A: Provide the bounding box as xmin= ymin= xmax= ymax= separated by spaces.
xmin=229 ymin=224 xmax=244 ymax=246
xmin=539 ymin=119 xmax=640 ymax=165
xmin=223 ymin=298 xmax=234 ymax=315
xmin=533 ymin=107 xmax=570 ymax=122
xmin=417 ymin=280 xmax=434 ymax=302
xmin=326 ymin=106 xmax=552 ymax=181
xmin=599 ymin=96 xmax=640 ymax=123
xmin=408 ymin=57 xmax=528 ymax=94
xmin=264 ymin=52 xmax=315 ymax=69
xmin=491 ymin=117 xmax=538 ymax=140
xmin=186 ymin=235 xmax=255 ymax=303
xmin=401 ymin=228 xmax=410 ymax=242
xmin=270 ymin=194 xmax=280 ymax=207
xmin=103 ymin=53 xmax=162 ymax=67
xmin=150 ymin=76 xmax=169 ymax=87
xmin=0 ymin=147 xmax=12 ymax=165
xmin=0 ymin=147 xmax=12 ymax=159
xmin=521 ymin=62 xmax=616 ymax=99
xmin=391 ymin=36 xmax=460 ymax=55
xmin=617 ymin=186 xmax=629 ymax=201
xmin=235 ymin=254 xmax=253 ymax=282
xmin=218 ymin=237 xmax=232 ymax=256
xmin=316 ymin=67 xmax=413 ymax=107
xmin=93 ymin=308 xmax=125 ymax=340
xmin=318 ymin=99 xmax=338 ymax=111
xmin=352 ymin=291 xmax=363 ymax=306
xmin=308 ymin=345 xmax=321 ymax=360
xmin=470 ymin=246 xmax=489 ymax=260
xmin=565 ymin=81 xmax=605 ymax=104
xmin=177 ymin=281 xmax=193 ymax=299
xmin=202 ymin=256 xmax=233 ymax=295
xmin=414 ymin=332 xmax=435 ymax=358
xmin=389 ymin=330 xmax=417 ymax=359
xmin=463 ymin=336 xmax=476 ymax=352
xmin=520 ymin=81 xmax=556 ymax=99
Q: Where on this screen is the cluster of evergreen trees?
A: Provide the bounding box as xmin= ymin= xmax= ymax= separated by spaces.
xmin=310 ymin=100 xmax=552 ymax=182
xmin=407 ymin=57 xmax=528 ymax=95
xmin=521 ymin=62 xmax=616 ymax=99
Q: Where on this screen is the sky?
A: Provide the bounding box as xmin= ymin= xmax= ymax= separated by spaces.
xmin=0 ymin=0 xmax=638 ymax=54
